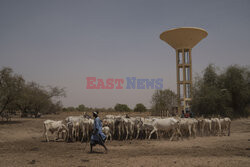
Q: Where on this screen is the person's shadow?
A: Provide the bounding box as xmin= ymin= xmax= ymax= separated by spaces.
xmin=87 ymin=151 xmax=105 ymax=154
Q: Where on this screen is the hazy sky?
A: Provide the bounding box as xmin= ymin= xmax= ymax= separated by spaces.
xmin=0 ymin=0 xmax=250 ymax=108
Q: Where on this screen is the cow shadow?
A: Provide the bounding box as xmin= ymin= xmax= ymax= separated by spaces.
xmin=40 ymin=139 xmax=66 ymax=143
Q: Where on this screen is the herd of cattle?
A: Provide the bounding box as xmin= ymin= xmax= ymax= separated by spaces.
xmin=43 ymin=114 xmax=231 ymax=142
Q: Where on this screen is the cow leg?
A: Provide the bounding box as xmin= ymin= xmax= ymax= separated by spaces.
xmin=85 ymin=125 xmax=88 ymax=141
xmin=75 ymin=127 xmax=78 ymax=141
xmin=109 ymin=132 xmax=112 ymax=141
xmin=170 ymin=129 xmax=176 ymax=141
xmin=45 ymin=129 xmax=49 ymax=142
xmin=156 ymin=129 xmax=159 ymax=139
xmin=125 ymin=126 xmax=129 ymax=140
xmin=72 ymin=128 xmax=75 ymax=141
xmin=218 ymin=123 xmax=222 ymax=136
xmin=42 ymin=124 xmax=47 ymax=141
xmin=192 ymin=125 xmax=197 ymax=138
xmin=43 ymin=124 xmax=50 ymax=142
xmin=111 ymin=123 xmax=114 ymax=137
xmin=81 ymin=126 xmax=85 ymax=142
xmin=75 ymin=128 xmax=78 ymax=141
xmin=46 ymin=131 xmax=49 ymax=142
xmin=177 ymin=128 xmax=183 ymax=140
xmin=188 ymin=125 xmax=192 ymax=137
xmin=149 ymin=128 xmax=157 ymax=140
xmin=118 ymin=124 xmax=121 ymax=140
xmin=201 ymin=123 xmax=205 ymax=137
xmin=119 ymin=124 xmax=122 ymax=140
xmin=121 ymin=124 xmax=124 ymax=140
xmin=130 ymin=124 xmax=134 ymax=140
xmin=228 ymin=122 xmax=231 ymax=136
xmin=209 ymin=123 xmax=212 ymax=136
xmin=145 ymin=130 xmax=148 ymax=139
xmin=55 ymin=130 xmax=60 ymax=141
xmin=136 ymin=126 xmax=140 ymax=140
xmin=77 ymin=127 xmax=79 ymax=141
xmin=87 ymin=124 xmax=91 ymax=141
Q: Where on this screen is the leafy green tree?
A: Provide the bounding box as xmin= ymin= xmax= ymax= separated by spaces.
xmin=220 ymin=65 xmax=250 ymax=117
xmin=114 ymin=103 xmax=131 ymax=112
xmin=192 ymin=64 xmax=250 ymax=118
xmin=192 ymin=64 xmax=233 ymax=117
xmin=134 ymin=103 xmax=147 ymax=113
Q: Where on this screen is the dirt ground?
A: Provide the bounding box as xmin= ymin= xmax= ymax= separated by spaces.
xmin=0 ymin=112 xmax=250 ymax=167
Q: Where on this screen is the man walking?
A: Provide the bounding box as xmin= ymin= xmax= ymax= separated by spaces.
xmin=90 ymin=111 xmax=108 ymax=153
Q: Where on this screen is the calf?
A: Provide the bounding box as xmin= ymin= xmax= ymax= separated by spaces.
xmin=102 ymin=126 xmax=112 ymax=141
xmin=43 ymin=120 xmax=68 ymax=142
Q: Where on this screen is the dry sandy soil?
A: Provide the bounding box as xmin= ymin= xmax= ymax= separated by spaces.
xmin=0 ymin=112 xmax=250 ymax=167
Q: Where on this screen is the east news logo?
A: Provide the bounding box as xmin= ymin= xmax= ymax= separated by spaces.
xmin=86 ymin=77 xmax=163 ymax=89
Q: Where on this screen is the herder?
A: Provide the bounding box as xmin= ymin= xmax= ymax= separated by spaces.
xmin=90 ymin=111 xmax=108 ymax=153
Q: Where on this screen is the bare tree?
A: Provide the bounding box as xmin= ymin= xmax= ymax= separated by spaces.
xmin=151 ymin=89 xmax=177 ymax=116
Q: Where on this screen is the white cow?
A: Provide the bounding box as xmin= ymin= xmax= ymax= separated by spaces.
xmin=81 ymin=118 xmax=94 ymax=142
xmin=65 ymin=115 xmax=84 ymax=123
xmin=211 ymin=118 xmax=221 ymax=136
xmin=105 ymin=115 xmax=116 ymax=119
xmin=219 ymin=117 xmax=231 ymax=136
xmin=179 ymin=118 xmax=198 ymax=138
xmin=148 ymin=117 xmax=182 ymax=141
xmin=121 ymin=117 xmax=135 ymax=140
xmin=200 ymin=118 xmax=212 ymax=136
xmin=141 ymin=118 xmax=155 ymax=139
xmin=65 ymin=115 xmax=88 ymax=141
xmin=43 ymin=120 xmax=68 ymax=142
xmin=130 ymin=117 xmax=142 ymax=139
xmin=114 ymin=116 xmax=125 ymax=140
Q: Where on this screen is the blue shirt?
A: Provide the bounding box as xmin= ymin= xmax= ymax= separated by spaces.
xmin=91 ymin=117 xmax=106 ymax=142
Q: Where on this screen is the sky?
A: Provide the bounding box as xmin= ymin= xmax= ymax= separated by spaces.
xmin=0 ymin=0 xmax=250 ymax=109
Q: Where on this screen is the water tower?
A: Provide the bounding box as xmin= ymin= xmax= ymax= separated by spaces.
xmin=160 ymin=27 xmax=207 ymax=115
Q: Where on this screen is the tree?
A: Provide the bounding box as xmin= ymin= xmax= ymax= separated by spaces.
xmin=17 ymin=82 xmax=65 ymax=117
xmin=0 ymin=67 xmax=24 ymax=117
xmin=192 ymin=64 xmax=233 ymax=117
xmin=191 ymin=64 xmax=250 ymax=118
xmin=0 ymin=67 xmax=66 ymax=119
xmin=220 ymin=65 xmax=250 ymax=117
xmin=134 ymin=103 xmax=147 ymax=113
xmin=114 ymin=103 xmax=131 ymax=112
xmin=151 ymin=89 xmax=177 ymax=116
xmin=67 ymin=106 xmax=75 ymax=111
xmin=77 ymin=104 xmax=85 ymax=111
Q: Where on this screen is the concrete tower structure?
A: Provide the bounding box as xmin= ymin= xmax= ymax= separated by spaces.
xmin=160 ymin=27 xmax=207 ymax=115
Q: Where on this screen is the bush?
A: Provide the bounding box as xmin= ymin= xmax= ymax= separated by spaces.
xmin=114 ymin=103 xmax=131 ymax=112
xmin=134 ymin=103 xmax=147 ymax=113
xmin=77 ymin=104 xmax=85 ymax=111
